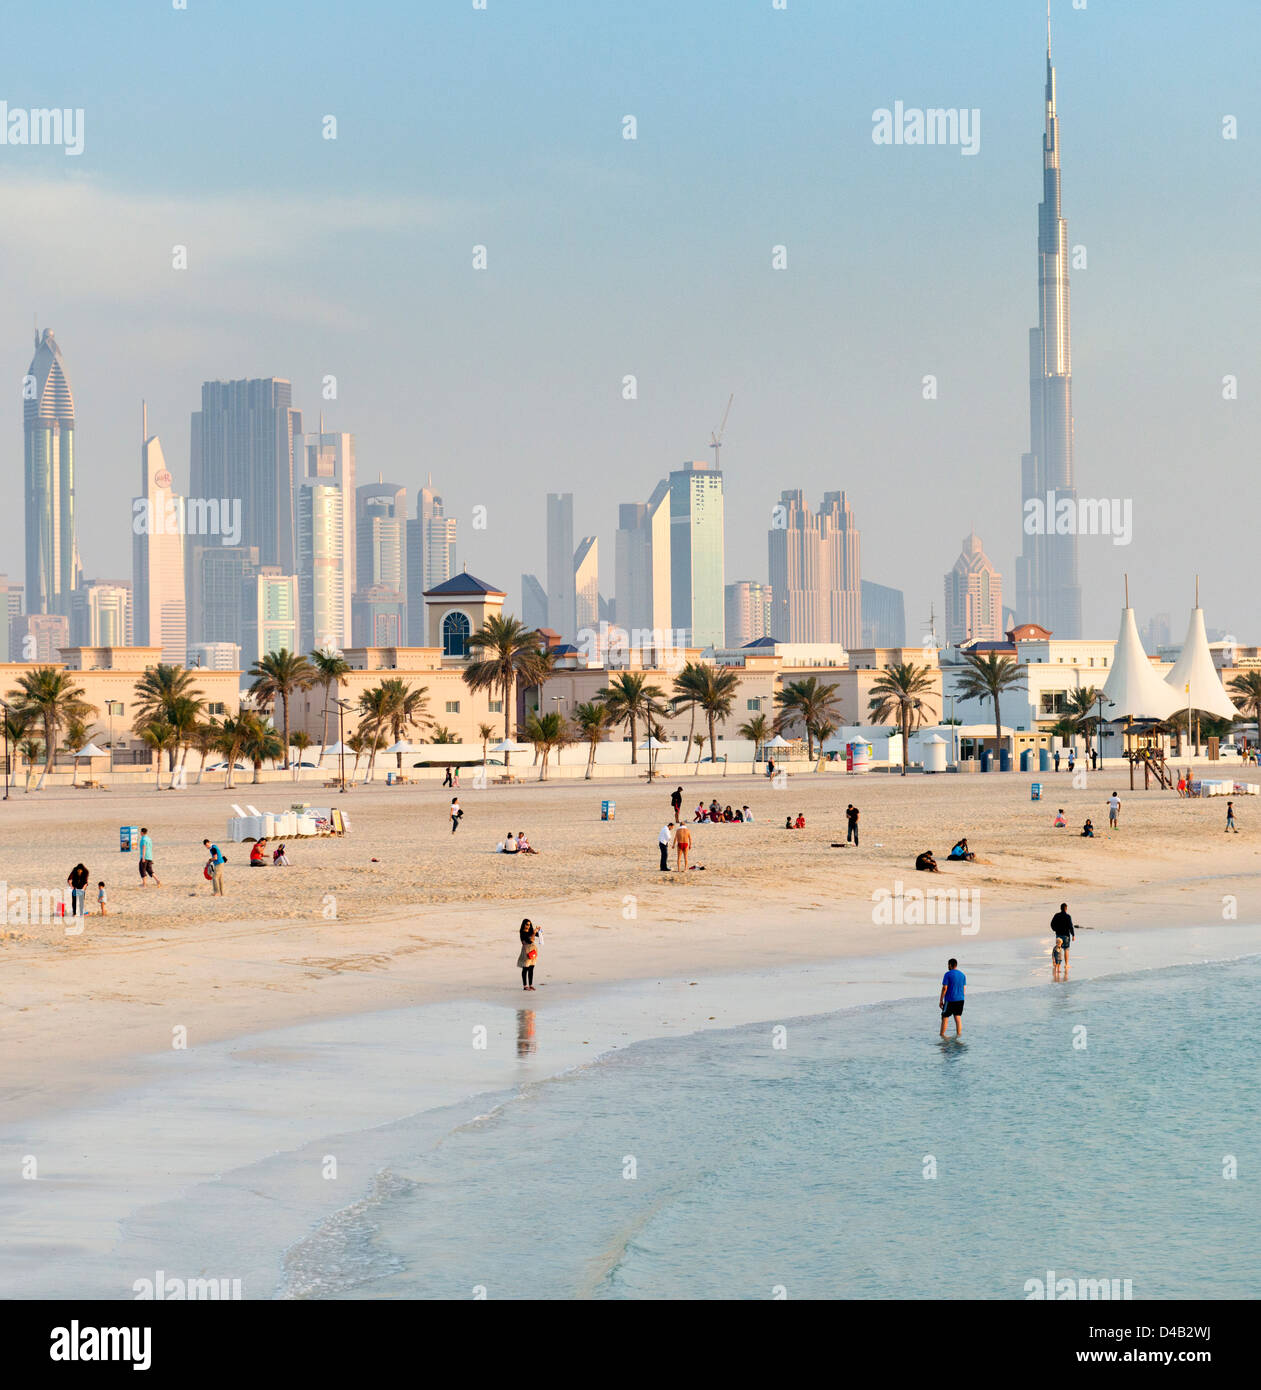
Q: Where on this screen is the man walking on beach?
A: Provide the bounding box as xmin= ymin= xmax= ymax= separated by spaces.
xmin=138 ymin=828 xmax=160 ymax=887
xmin=939 ymin=958 xmax=965 ymax=1037
xmin=671 ymin=786 xmax=683 ymax=820
xmin=846 ymin=803 xmax=860 ymax=845
xmin=659 ymin=821 xmax=674 ymax=871
xmin=1107 ymin=792 xmax=1121 ymax=829
xmin=1051 ymin=902 xmax=1075 ymax=969
xmin=1226 ymin=800 xmax=1239 ymax=833
xmin=203 ymin=839 xmax=225 ymax=895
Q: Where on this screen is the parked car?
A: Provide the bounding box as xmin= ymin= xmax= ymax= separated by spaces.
xmin=205 ymin=761 xmax=250 ymax=772
xmin=286 ymin=760 xmax=320 ymax=768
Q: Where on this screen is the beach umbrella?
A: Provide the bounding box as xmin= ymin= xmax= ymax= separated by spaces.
xmin=383 ymin=740 xmax=419 ymax=753
xmin=766 ymin=734 xmax=791 ymax=748
xmin=322 ymin=741 xmax=350 ymax=755
xmin=638 ymin=736 xmax=667 ymax=749
xmin=74 ymin=742 xmax=109 ymax=758
xmin=490 ymin=739 xmax=531 ymax=752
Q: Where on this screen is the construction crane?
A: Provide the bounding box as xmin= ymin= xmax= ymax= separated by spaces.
xmin=709 ymin=393 xmax=734 ymax=470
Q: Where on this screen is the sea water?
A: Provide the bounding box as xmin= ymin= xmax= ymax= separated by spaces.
xmin=282 ymin=955 xmax=1261 ymax=1299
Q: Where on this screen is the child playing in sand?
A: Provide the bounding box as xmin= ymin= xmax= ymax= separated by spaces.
xmin=1081 ymin=818 xmax=1095 ymax=838
xmin=97 ymin=881 xmax=108 ymax=916
xmin=1226 ymin=801 xmax=1239 ymax=833
xmin=1054 ymin=809 xmax=1066 ymax=828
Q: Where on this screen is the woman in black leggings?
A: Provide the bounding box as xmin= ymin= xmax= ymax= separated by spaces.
xmin=517 ymin=918 xmax=540 ymax=991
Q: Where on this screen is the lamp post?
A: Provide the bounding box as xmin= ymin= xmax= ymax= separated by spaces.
xmin=1 ymin=698 xmax=10 ymax=801
xmin=550 ymin=695 xmax=565 ymax=766
xmin=945 ymin=694 xmax=958 ymax=769
xmin=106 ymin=700 xmax=123 ymax=776
xmin=1095 ymin=691 xmax=1112 ymax=769
xmin=334 ymin=698 xmax=350 ymax=794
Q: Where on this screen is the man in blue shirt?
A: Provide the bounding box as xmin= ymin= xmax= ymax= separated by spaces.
xmin=137 ymin=827 xmax=160 ymax=887
xmin=203 ymin=838 xmax=225 ymax=896
xmin=939 ymin=957 xmax=966 ymax=1037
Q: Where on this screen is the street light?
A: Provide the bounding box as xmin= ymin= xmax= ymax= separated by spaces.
xmin=1 ymin=697 xmax=10 ymax=801
xmin=334 ymin=698 xmax=351 ymax=794
xmin=1095 ymin=690 xmax=1113 ymax=769
xmin=550 ymin=695 xmax=565 ymax=766
xmin=105 ymin=700 xmax=124 ymax=776
xmin=945 ymin=694 xmax=958 ymax=769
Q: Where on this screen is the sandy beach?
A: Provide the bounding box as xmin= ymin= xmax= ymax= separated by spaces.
xmin=3 ymin=765 xmax=1259 ymax=1114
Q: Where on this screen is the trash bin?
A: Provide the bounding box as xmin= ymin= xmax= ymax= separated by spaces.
xmin=980 ymin=750 xmax=992 ymax=772
xmin=601 ymin=800 xmax=615 ymax=821
xmin=1031 ymin=781 xmax=1042 ymax=801
xmin=1000 ymin=749 xmax=1012 ymax=773
xmin=120 ymin=825 xmax=139 ymax=852
xmin=1038 ymin=749 xmax=1051 ymax=772
xmin=1020 ymin=750 xmax=1031 ymax=772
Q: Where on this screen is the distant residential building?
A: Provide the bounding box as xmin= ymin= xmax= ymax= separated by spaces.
xmin=72 ymin=580 xmax=132 ymax=649
xmin=669 ymin=460 xmax=724 ymax=649
xmin=299 ymin=430 xmax=356 ymax=652
xmin=546 ymin=493 xmax=576 ymax=640
xmin=573 ymin=536 xmax=599 ymax=636
xmin=0 ymin=575 xmax=15 ymax=663
xmin=615 ymin=480 xmax=672 ymax=637
xmin=242 ymin=569 xmax=298 ymax=668
xmin=188 ymin=377 xmax=302 ymax=644
xmin=725 ymin=581 xmax=774 ymax=649
xmin=199 ymin=546 xmax=262 ymax=648
xmin=188 ymin=642 xmax=241 ymax=671
xmin=1142 ymin=612 xmax=1172 ymax=653
xmin=354 ymin=480 xmax=408 ymax=646
xmin=24 ymin=328 xmax=78 ymax=616
xmin=944 ymin=531 xmax=1003 ymax=645
xmin=522 ymin=573 xmax=548 ymax=631
xmin=768 ymin=490 xmax=860 ymax=646
xmin=407 ymin=477 xmax=456 ymax=645
xmin=132 ymin=408 xmax=187 ymax=663
xmin=11 ymin=612 xmax=69 ymax=663
xmin=819 ymin=491 xmax=861 ymax=647
xmin=352 ymin=585 xmax=406 ymax=648
xmin=861 ymin=581 xmax=906 ymax=648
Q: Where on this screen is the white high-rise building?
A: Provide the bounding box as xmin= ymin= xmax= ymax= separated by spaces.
xmin=573 ymin=535 xmax=599 ymax=635
xmin=945 ymin=531 xmax=1003 ymax=645
xmin=669 ymin=461 xmax=724 ymax=649
xmin=300 ymin=430 xmax=355 ymax=653
xmin=132 ymin=406 xmax=187 ymax=664
xmin=408 ymin=478 xmax=456 ymax=644
xmin=615 ymin=479 xmax=671 ymax=637
xmin=546 ymin=492 xmax=576 ymax=641
xmin=71 ymin=580 xmax=132 ymax=648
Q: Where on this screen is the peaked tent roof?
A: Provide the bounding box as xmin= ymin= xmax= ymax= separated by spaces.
xmin=1099 ymin=607 xmax=1183 ymax=721
xmin=1163 ymin=607 xmax=1239 ymax=719
xmin=422 ymin=572 xmax=506 ymax=598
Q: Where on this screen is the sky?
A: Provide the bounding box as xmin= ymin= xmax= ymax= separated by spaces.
xmin=2 ymin=0 xmax=1258 ymax=643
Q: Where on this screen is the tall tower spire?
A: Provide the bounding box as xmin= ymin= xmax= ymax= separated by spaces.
xmin=1016 ymin=2 xmax=1082 ymax=639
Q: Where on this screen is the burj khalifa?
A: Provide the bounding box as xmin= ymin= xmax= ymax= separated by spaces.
xmin=1015 ymin=16 xmax=1082 ymax=638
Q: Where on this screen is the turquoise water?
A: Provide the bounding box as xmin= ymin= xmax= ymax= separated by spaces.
xmin=287 ymin=956 xmax=1261 ymax=1299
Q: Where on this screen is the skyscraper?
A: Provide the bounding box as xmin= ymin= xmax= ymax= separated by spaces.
xmin=669 ymin=461 xmax=724 ymax=649
xmin=407 ymin=478 xmax=456 ymax=644
xmin=71 ymin=580 xmax=132 ymax=648
xmin=188 ymin=378 xmax=302 ymax=643
xmin=299 ymin=430 xmax=355 ymax=652
xmin=725 ymin=581 xmax=774 ymax=648
xmin=1016 ymin=25 xmax=1082 ymax=638
xmin=546 ymin=493 xmax=576 ymax=640
xmin=132 ymin=406 xmax=187 ymax=663
xmin=24 ymin=328 xmax=77 ymax=616
xmin=767 ymin=490 xmax=861 ymax=645
xmin=945 ymin=531 xmax=1003 ymax=645
xmin=860 ymin=581 xmax=906 ymax=648
xmin=819 ymin=491 xmax=861 ymax=647
xmin=353 ymin=480 xmax=408 ymax=645
xmin=614 ymin=479 xmax=671 ymax=637
xmin=242 ymin=568 xmax=298 ymax=667
xmin=522 ymin=573 xmax=548 ymax=631
xmin=573 ymin=535 xmax=599 ymax=635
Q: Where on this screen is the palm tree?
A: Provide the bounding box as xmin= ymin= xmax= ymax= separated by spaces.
xmin=138 ymin=720 xmax=177 ymax=788
xmin=809 ymin=719 xmax=837 ymax=770
xmin=310 ymin=648 xmax=351 ymax=752
xmin=249 ymin=649 xmax=315 ymax=766
xmin=738 ymin=712 xmax=772 ymax=764
xmin=347 ymin=730 xmax=368 ymax=778
xmin=3 ymin=707 xmax=30 ymax=788
xmin=573 ymin=701 xmax=614 ymax=779
xmin=775 ymin=676 xmax=842 ymax=760
xmin=209 ymin=714 xmax=252 ymax=790
xmin=19 ymin=737 xmax=43 ymax=791
xmin=188 ymin=722 xmax=218 ymax=783
xmin=166 ymin=694 xmax=205 ymax=778
xmin=431 ymin=725 xmax=458 ymax=744
xmin=356 ymin=685 xmax=395 ymax=782
xmin=671 ymin=662 xmax=709 ymax=764
xmin=691 ymin=731 xmax=706 ymax=768
xmin=596 ymin=671 xmax=667 ymax=765
xmin=379 ymin=678 xmax=431 ymax=769
xmin=234 ymin=710 xmax=283 ymax=783
xmin=478 ymin=721 xmax=496 ymax=770
xmin=291 ymin=730 xmax=313 ymax=772
xmin=955 ymin=652 xmax=1025 ymax=764
xmin=7 ymin=667 xmax=96 ymax=790
xmin=133 ymin=665 xmax=204 ymax=768
xmin=1228 ymin=671 xmax=1261 ymax=754
xmin=867 ymin=663 xmax=936 ymax=774
xmin=523 ymin=710 xmax=570 ymax=780
xmin=63 ymin=717 xmax=89 ymax=788
xmin=694 ymin=666 xmax=740 ymax=761
xmin=1065 ymin=686 xmax=1104 ymax=762
xmin=463 ymin=615 xmax=547 ymax=742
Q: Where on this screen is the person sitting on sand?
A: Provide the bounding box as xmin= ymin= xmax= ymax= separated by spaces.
xmin=1054 ymin=809 xmax=1067 ymax=828
xmin=794 ymin=813 xmax=806 ymax=829
xmin=742 ymin=805 xmax=753 ymax=823
xmin=518 ymin=831 xmax=537 ymax=855
xmin=785 ymin=816 xmax=795 ymax=830
xmin=733 ymin=807 xmax=744 ymax=822
xmin=694 ymin=803 xmax=707 ymax=823
xmin=916 ymin=849 xmax=939 ymax=873
xmin=724 ymin=804 xmax=735 ymax=822
xmin=1081 ymin=818 xmax=1095 ymax=838
xmin=272 ymin=842 xmax=289 ymax=866
xmin=249 ymin=839 xmax=268 ymax=867
xmin=948 ymin=838 xmax=975 ymax=862
xmin=709 ymin=799 xmax=722 ymax=821
xmin=503 ymin=832 xmax=519 ymax=854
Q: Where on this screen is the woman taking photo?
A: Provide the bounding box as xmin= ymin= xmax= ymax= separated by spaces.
xmin=517 ymin=918 xmax=541 ymax=991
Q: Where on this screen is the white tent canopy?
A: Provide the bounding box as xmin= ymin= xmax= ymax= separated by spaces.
xmin=383 ymin=740 xmax=419 ymax=753
xmin=321 ymin=742 xmax=350 ymax=755
xmin=1099 ymin=606 xmax=1183 ymax=721
xmin=765 ymin=734 xmax=792 ymax=748
xmin=74 ymin=742 xmax=109 ymax=757
xmin=1164 ymin=607 xmax=1239 ymax=720
xmin=490 ymin=740 xmax=531 ymax=752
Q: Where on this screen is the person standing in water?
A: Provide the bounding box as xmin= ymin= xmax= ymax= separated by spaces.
xmin=939 ymin=958 xmax=966 ymax=1037
xmin=517 ymin=918 xmax=540 ymax=991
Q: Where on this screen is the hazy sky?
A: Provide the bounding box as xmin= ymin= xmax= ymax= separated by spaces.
xmin=2 ymin=0 xmax=1258 ymax=642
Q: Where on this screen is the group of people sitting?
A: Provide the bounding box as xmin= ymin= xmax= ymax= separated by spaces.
xmin=497 ymin=831 xmax=538 ymax=855
xmin=915 ymin=838 xmax=974 ymax=872
xmin=249 ymin=838 xmax=289 ymax=867
xmin=784 ymin=813 xmax=807 ymax=829
xmin=694 ymin=801 xmax=752 ymax=823
xmin=1052 ymin=807 xmax=1095 ymax=836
